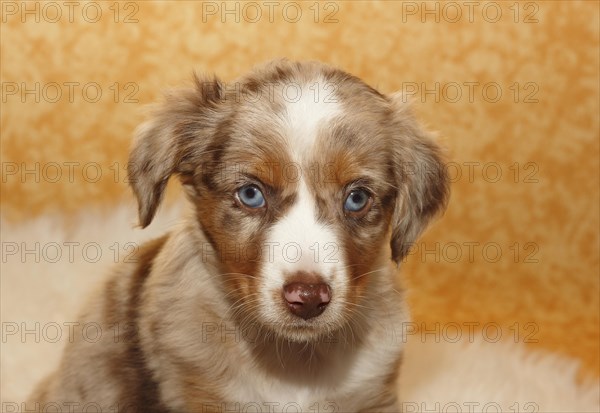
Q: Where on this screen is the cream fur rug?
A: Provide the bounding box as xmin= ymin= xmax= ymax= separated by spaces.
xmin=2 ymin=202 xmax=599 ymax=412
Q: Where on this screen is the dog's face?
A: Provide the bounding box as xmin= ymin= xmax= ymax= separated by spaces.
xmin=129 ymin=60 xmax=449 ymax=342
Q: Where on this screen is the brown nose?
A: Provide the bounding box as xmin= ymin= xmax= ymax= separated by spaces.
xmin=283 ymin=282 xmax=331 ymax=320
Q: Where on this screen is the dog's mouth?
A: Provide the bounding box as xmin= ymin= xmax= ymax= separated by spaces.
xmin=270 ymin=319 xmax=341 ymax=343
xmin=229 ymin=316 xmax=338 ymax=345
xmin=268 ymin=299 xmax=346 ymax=344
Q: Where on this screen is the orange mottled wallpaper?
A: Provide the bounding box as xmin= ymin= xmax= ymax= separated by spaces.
xmin=1 ymin=0 xmax=598 ymax=380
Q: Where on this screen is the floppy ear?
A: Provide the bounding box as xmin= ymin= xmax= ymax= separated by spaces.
xmin=388 ymin=93 xmax=450 ymax=263
xmin=128 ymin=75 xmax=224 ymax=228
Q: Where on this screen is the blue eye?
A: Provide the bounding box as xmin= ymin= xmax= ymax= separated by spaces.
xmin=344 ymin=189 xmax=371 ymax=213
xmin=237 ymin=185 xmax=266 ymax=208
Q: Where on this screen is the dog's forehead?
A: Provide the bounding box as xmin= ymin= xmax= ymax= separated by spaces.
xmin=276 ymin=78 xmax=343 ymax=162
xmin=216 ymin=63 xmax=395 ymax=194
xmin=232 ymin=82 xmax=388 ymax=170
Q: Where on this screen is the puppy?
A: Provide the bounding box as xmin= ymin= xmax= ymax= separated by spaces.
xmin=29 ymin=60 xmax=449 ymax=412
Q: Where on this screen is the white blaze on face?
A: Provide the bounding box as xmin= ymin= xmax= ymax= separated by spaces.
xmin=281 ymin=77 xmax=342 ymax=160
xmin=259 ymin=78 xmax=348 ymax=324
xmin=260 ymin=180 xmax=348 ymax=322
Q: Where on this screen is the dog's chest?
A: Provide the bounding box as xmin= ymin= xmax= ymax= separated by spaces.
xmin=223 ymin=372 xmax=369 ymax=413
xmin=218 ymin=334 xmax=402 ymax=412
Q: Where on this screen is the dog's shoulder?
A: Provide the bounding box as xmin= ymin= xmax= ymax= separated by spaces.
xmin=28 ymin=234 xmax=172 ymax=411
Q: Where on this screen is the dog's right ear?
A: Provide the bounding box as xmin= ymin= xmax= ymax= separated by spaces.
xmin=128 ymin=75 xmax=224 ymax=228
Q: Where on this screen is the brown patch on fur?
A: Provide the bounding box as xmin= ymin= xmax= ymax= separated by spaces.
xmin=304 ymin=117 xmax=397 ymax=310
xmin=190 ymin=126 xmax=301 ymax=327
xmin=181 ymin=372 xmax=229 ymax=412
xmin=102 ymin=277 xmax=120 ymax=326
xmin=113 ymin=235 xmax=170 ymax=411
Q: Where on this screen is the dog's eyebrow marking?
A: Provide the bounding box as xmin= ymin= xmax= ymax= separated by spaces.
xmin=280 ymin=77 xmax=342 ymax=163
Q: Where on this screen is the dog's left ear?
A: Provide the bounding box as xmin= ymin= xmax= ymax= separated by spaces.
xmin=388 ymin=93 xmax=450 ymax=263
xmin=128 ymin=75 xmax=224 ymax=228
